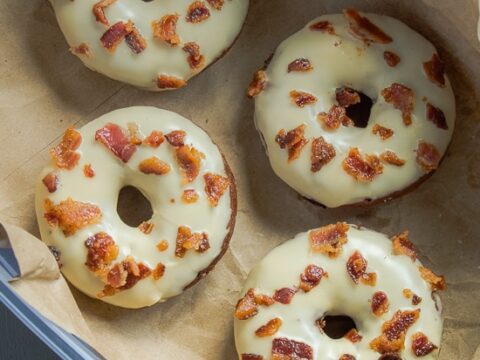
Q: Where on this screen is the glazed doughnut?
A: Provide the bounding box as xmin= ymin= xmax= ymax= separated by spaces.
xmin=35 ymin=106 xmax=236 ymax=308
xmin=234 ymin=223 xmax=446 ymax=360
xmin=248 ymin=9 xmax=455 ymax=208
xmin=49 ymin=0 xmax=249 ymax=90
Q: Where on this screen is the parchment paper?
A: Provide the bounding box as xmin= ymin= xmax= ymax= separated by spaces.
xmin=1 ymin=0 xmax=479 ymax=359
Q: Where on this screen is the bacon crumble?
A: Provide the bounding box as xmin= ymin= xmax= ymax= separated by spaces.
xmin=343 ymin=148 xmax=383 ymax=182
xmin=83 ymin=164 xmax=95 ymax=178
xmin=380 ymin=151 xmax=406 ymax=166
xmin=157 ymin=75 xmax=187 ymax=89
xmin=152 ymin=263 xmax=166 ymax=280
xmin=381 ymin=83 xmax=415 ymax=126
xmin=165 ymin=130 xmax=186 ymax=147
xmin=339 ymin=355 xmax=356 ymax=360
xmin=383 ymin=51 xmax=400 ymax=67
xmin=156 ymin=240 xmax=169 ymax=252
xmin=309 ymin=20 xmax=335 ymax=35
xmin=241 ymin=355 xmax=263 ymax=360
xmin=299 ymin=264 xmax=327 ymax=292
xmin=403 ymin=289 xmax=422 ymax=306
xmin=287 ymin=58 xmax=313 ymax=73
xmin=271 ymin=338 xmax=313 ymax=360
xmin=318 ymin=105 xmax=353 ymax=130
xmin=50 ymin=127 xmax=82 ymax=170
xmin=347 ymin=251 xmax=377 ymax=286
xmin=290 ymin=90 xmax=317 ymax=107
xmin=423 ymin=54 xmax=446 ymax=87
xmin=186 ymin=1 xmax=210 ymax=23
xmin=139 ymin=157 xmax=171 ymax=175
xmin=275 ymin=125 xmax=309 ymax=162
xmin=345 ymin=329 xmax=362 ymax=343
xmin=125 ymin=25 xmax=147 ymax=54
xmin=392 ymin=231 xmax=417 ymax=261
xmin=416 ymin=141 xmax=440 ymax=173
xmin=235 ymin=288 xmax=258 ymax=320
xmin=411 ymin=332 xmax=438 ymax=356
xmin=44 ymin=198 xmax=102 ymax=236
xmin=273 ymin=288 xmax=296 ymax=304
xmin=247 ymin=70 xmax=268 ymax=98
xmin=204 ymin=172 xmax=230 ymax=207
xmin=138 ymin=221 xmax=154 ymax=234
xmin=254 ymin=293 xmax=275 ymax=307
xmin=426 ymin=103 xmax=448 ymax=130
xmin=371 ymin=291 xmax=389 ymax=316
xmin=175 ymin=225 xmax=209 ymax=258
xmin=344 ymin=9 xmax=392 ymax=44
xmin=143 ymin=130 xmax=165 ymax=147
xmin=336 ymin=88 xmax=360 ymax=107
xmin=93 ymin=0 xmax=116 ymax=26
xmin=85 ymin=232 xmax=119 ymax=274
xmin=183 ymin=42 xmax=205 ymax=70
xmin=372 ymin=124 xmax=394 ymax=140
xmin=309 ymin=222 xmax=349 ymax=258
xmin=176 ymin=145 xmax=204 ymax=183
xmin=95 ymin=123 xmax=137 ymax=163
xmin=70 ymin=43 xmax=92 ymax=58
xmin=419 ymin=266 xmax=446 ymax=291
xmin=311 ymin=137 xmax=336 ymax=173
xmin=100 ymin=21 xmax=131 ymax=52
xmin=42 ymin=172 xmax=58 ymax=193
xmin=206 ymin=0 xmax=224 ymax=10
xmin=255 ymin=318 xmax=282 ymax=337
xmin=182 ymin=189 xmax=199 ymax=204
xmin=98 ymin=257 xmax=151 ymax=297
xmin=152 ymin=14 xmax=180 ymax=46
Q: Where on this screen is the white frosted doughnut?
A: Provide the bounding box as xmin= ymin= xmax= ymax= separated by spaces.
xmin=249 ymin=9 xmax=455 ymax=208
xmin=234 ymin=224 xmax=445 ymax=360
xmin=35 ymin=106 xmax=236 ymax=308
xmin=49 ymin=0 xmax=249 ymax=90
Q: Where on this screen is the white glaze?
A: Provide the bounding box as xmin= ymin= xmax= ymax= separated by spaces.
xmin=49 ymin=0 xmax=249 ymax=90
xmin=234 ymin=225 xmax=443 ymax=360
xmin=35 ymin=107 xmax=234 ymax=308
xmin=254 ymin=12 xmax=455 ymax=207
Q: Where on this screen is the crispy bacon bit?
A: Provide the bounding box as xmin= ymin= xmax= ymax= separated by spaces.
xmin=255 ymin=318 xmax=282 ymax=337
xmin=411 ymin=332 xmax=437 ymax=356
xmin=176 ymin=145 xmax=204 ymax=183
xmin=156 ymin=240 xmax=169 ymax=252
xmin=372 ymin=124 xmax=394 ymax=140
xmin=126 ymin=123 xmax=142 ymax=145
xmin=426 ymin=103 xmax=448 ymax=130
xmin=182 ymin=189 xmax=199 ymax=204
xmin=288 ymin=58 xmax=313 ymax=73
xmin=273 ymin=288 xmax=296 ymax=304
xmin=48 ymin=246 xmax=62 ymax=268
xmin=125 ymin=25 xmax=147 ymax=54
xmin=271 ymin=338 xmax=313 ymax=360
xmin=275 ymin=125 xmax=309 ymax=162
xmin=392 ymin=231 xmax=417 ymax=261
xmin=85 ymin=232 xmax=119 ymax=273
xmin=403 ymin=288 xmax=413 ymax=299
xmin=309 ymin=222 xmax=349 ymax=258
xmin=416 ymin=141 xmax=440 ymax=173
xmin=247 ymin=70 xmax=268 ymax=98
xmin=143 ymin=130 xmax=165 ymax=147
xmin=309 ymin=20 xmax=335 ymax=35
xmin=49 ymin=127 xmax=82 ymax=170
xmin=93 ymin=0 xmax=116 ymax=26
xmin=95 ymin=123 xmax=136 ymax=163
xmin=254 ymin=293 xmax=275 ymax=306
xmin=339 ymin=355 xmax=356 ymax=360
xmin=156 ymin=75 xmax=187 ymax=89
xmin=204 ymin=172 xmax=230 ymax=207
xmin=370 ymin=310 xmax=420 ymax=354
xmin=419 ymin=266 xmax=446 ymax=291
xmin=235 ymin=288 xmax=258 ymax=320
xmin=138 ymin=221 xmax=154 ymax=234
xmin=70 ymin=43 xmax=92 ymax=58
xmin=152 ymin=263 xmax=166 ymax=280
xmin=343 ymin=148 xmax=383 ymax=182
xmin=311 ymin=137 xmax=336 ymax=173
xmin=101 ymin=21 xmax=131 ymax=51
xmin=186 ymin=1 xmax=210 ymax=23
xmin=347 ymin=251 xmax=377 ymax=286
xmin=42 ymin=172 xmax=58 ymax=193
xmin=412 ymin=294 xmax=422 ymax=305
xmin=290 ymin=90 xmax=317 ymax=107
xmin=299 ymin=264 xmax=327 ymax=292
xmin=165 ymin=130 xmax=186 ymax=147
xmin=241 ymin=355 xmax=263 ymax=360
xmin=378 ymin=354 xmax=402 ymax=360
xmin=152 ymin=14 xmax=180 ymax=46
xmin=383 ymin=51 xmax=400 ymax=67
xmin=175 ymin=225 xmax=209 ymax=258
xmin=183 ymin=42 xmax=205 ymax=70
xmin=139 ymin=157 xmax=171 ymax=175
xmin=98 ymin=258 xmax=151 ymax=297
xmin=372 ymin=291 xmax=389 ymax=316
xmin=336 ymin=88 xmax=360 ymax=107
xmin=423 ymin=54 xmax=446 ymax=87
xmin=380 ymin=151 xmax=406 ymax=166
xmin=345 ymin=329 xmax=362 ymax=343
xmin=207 ymin=0 xmax=224 ymax=10
xmin=83 ymin=164 xmax=95 ymax=178
xmin=318 ymin=105 xmax=353 ymax=130
xmin=44 ymin=198 xmax=101 ymax=236
xmin=381 ymin=83 xmax=415 ymax=126
xmin=343 ymin=9 xmax=392 ymax=44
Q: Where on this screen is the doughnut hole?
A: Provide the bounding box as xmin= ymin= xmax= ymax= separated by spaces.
xmin=319 ymin=315 xmax=357 ymax=339
xmin=117 ymin=186 xmax=153 ymax=227
xmin=337 ymin=88 xmax=374 ymax=129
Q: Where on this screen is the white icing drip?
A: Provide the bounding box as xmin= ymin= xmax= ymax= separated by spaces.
xmin=234 ymin=225 xmax=443 ymax=359
xmin=35 ymin=107 xmax=234 ymax=308
xmin=49 ymin=0 xmax=249 ymax=90
xmin=254 ymin=13 xmax=455 ymax=207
